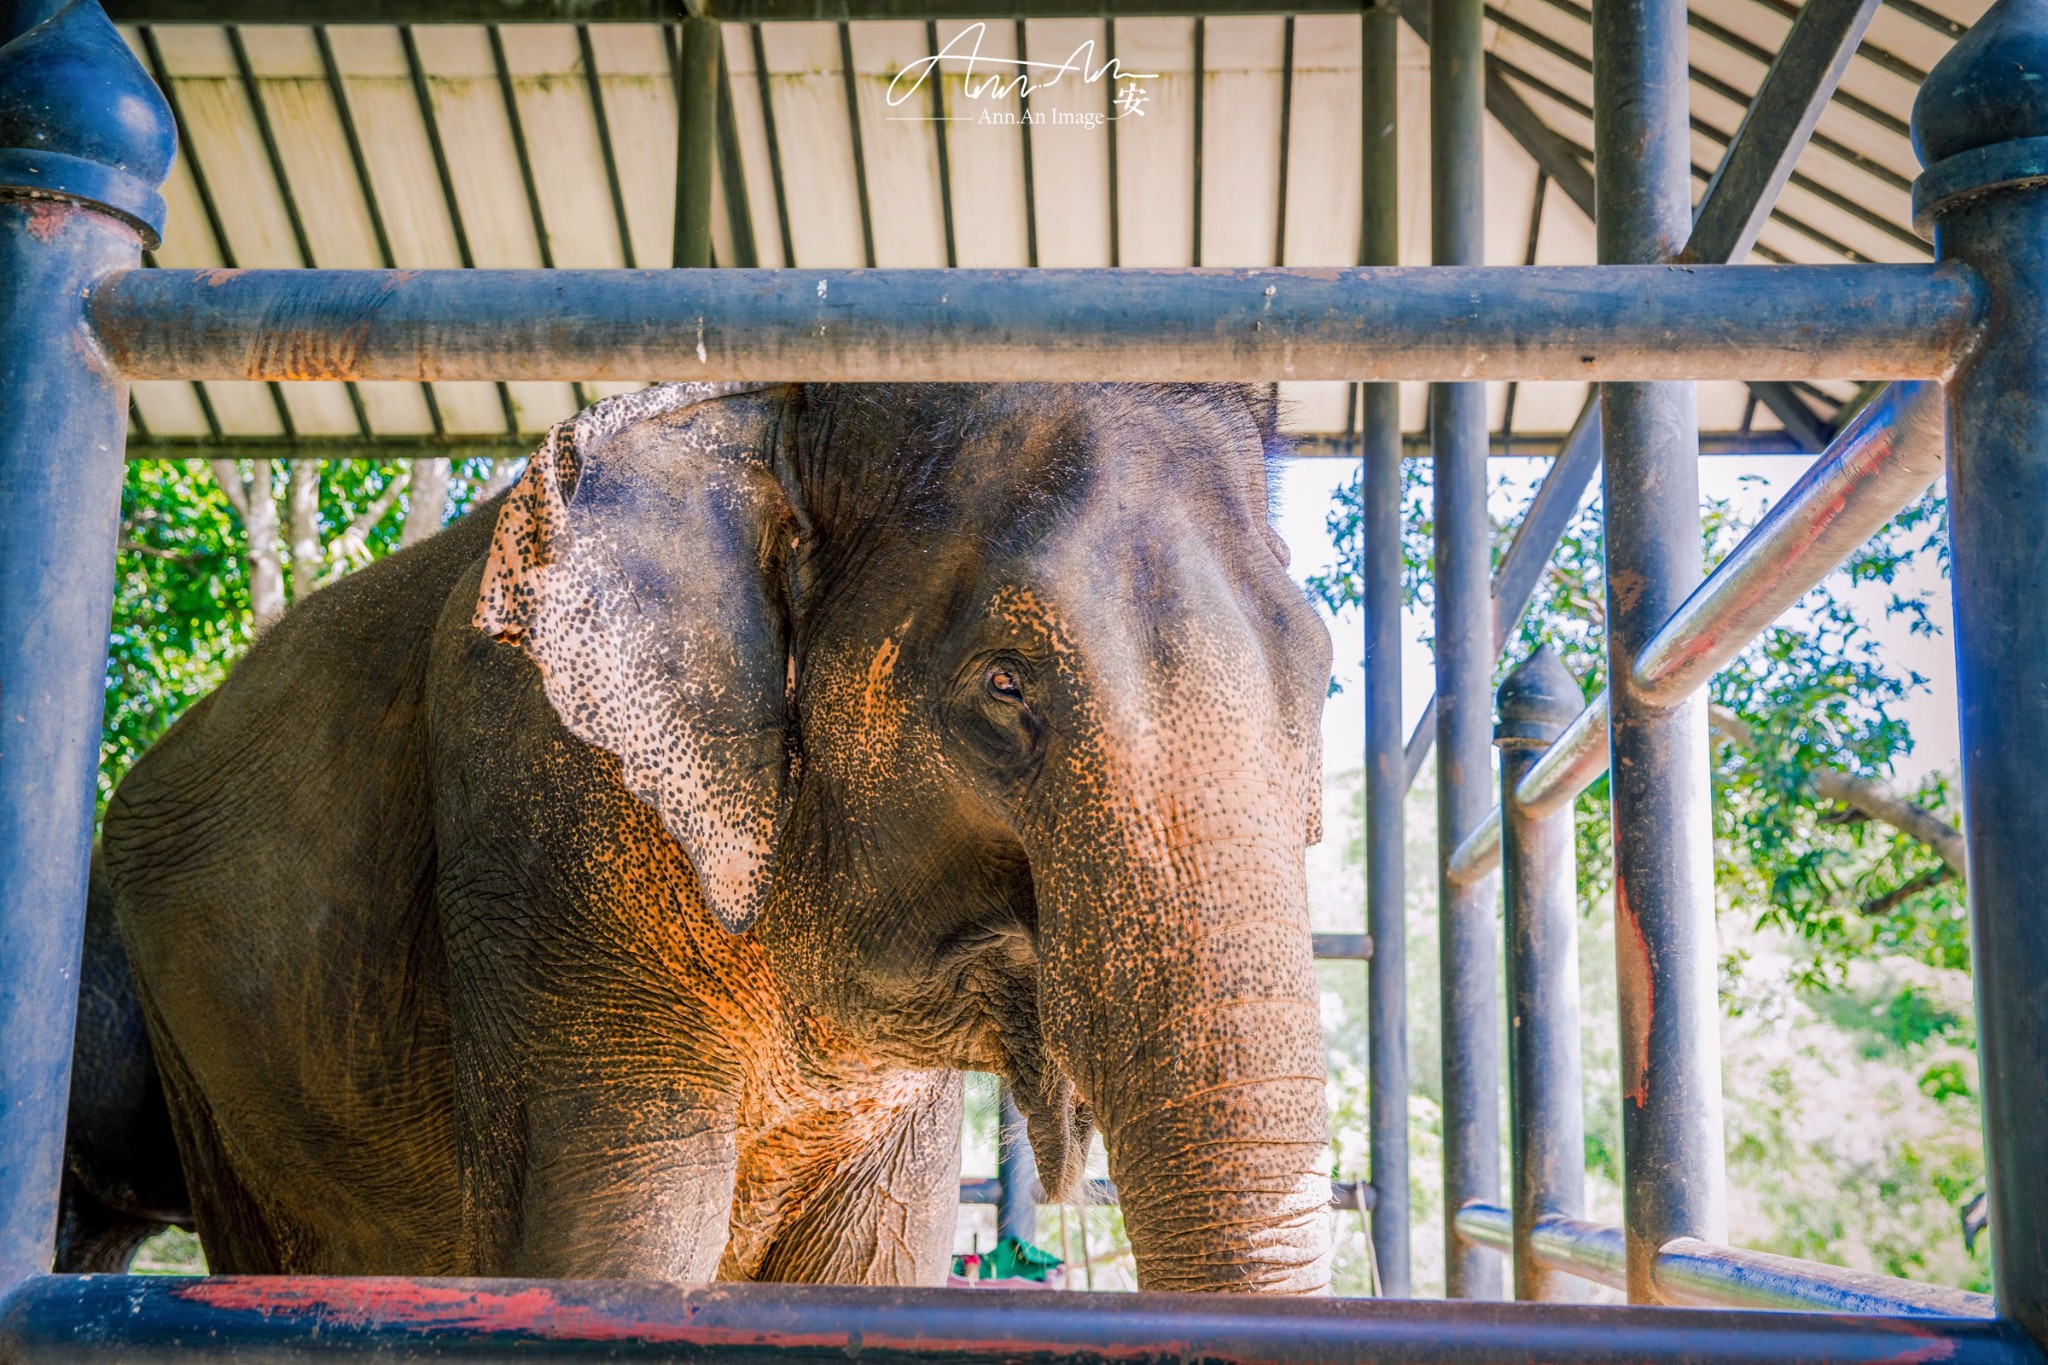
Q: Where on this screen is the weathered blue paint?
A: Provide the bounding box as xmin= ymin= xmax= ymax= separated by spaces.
xmin=0 ymin=1272 xmax=2040 ymax=1365
xmin=1359 ymin=4 xmax=1410 ymax=1301
xmin=1914 ymin=0 xmax=2048 ymax=1348
xmin=0 ymin=0 xmax=172 ymax=1295
xmin=1430 ymin=0 xmax=1500 ymax=1306
xmin=994 ymin=1087 xmax=1037 ymax=1248
xmin=1495 ymin=650 xmax=1586 ymax=1305
xmin=0 ymin=0 xmax=175 ymax=242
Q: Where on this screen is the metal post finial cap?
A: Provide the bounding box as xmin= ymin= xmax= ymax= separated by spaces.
xmin=1913 ymin=0 xmax=2048 ymax=168
xmin=1496 ymin=645 xmax=1583 ymax=748
xmin=0 ymin=0 xmax=175 ymax=246
xmin=1910 ymin=0 xmax=2048 ymax=234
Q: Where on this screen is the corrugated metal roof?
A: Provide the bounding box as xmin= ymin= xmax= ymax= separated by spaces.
xmin=118 ymin=2 xmax=1979 ymax=456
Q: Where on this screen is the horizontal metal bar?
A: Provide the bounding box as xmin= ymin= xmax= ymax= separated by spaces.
xmin=124 ymin=430 xmax=1815 ymax=463
xmin=1456 ymin=1204 xmax=1628 ymax=1294
xmin=1359 ymin=431 xmax=1815 ymax=458
xmin=1456 ymin=1205 xmax=1995 ymax=1319
xmin=2 ymin=1274 xmax=2036 ymax=1365
xmin=1444 ymin=804 xmax=1501 ymax=887
xmin=1529 ymin=1214 xmax=1630 ymax=1296
xmin=88 ymin=266 xmax=1982 ymax=385
xmin=128 ymin=437 xmax=536 ymax=463
xmin=1632 ymin=381 xmax=1946 ymax=705
xmin=958 ymin=1176 xmax=1115 ymax=1206
xmin=1446 ymin=380 xmax=1946 ymax=881
xmin=1514 ymin=692 xmax=1611 ymax=821
xmin=1653 ymin=1237 xmax=1995 ymax=1318
xmin=959 ymin=1178 xmax=1373 ymax=1210
xmin=1312 ymin=932 xmax=1374 ymax=960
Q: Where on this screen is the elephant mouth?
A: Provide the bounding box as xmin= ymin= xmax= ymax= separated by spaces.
xmin=978 ymin=933 xmax=1105 ymax=1203
xmin=952 ymin=923 xmax=1095 ymax=1202
xmin=1003 ymin=1038 xmax=1094 ymax=1203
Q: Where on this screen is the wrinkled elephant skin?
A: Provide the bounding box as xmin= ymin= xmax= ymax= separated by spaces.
xmin=99 ymin=383 xmax=1335 ymax=1292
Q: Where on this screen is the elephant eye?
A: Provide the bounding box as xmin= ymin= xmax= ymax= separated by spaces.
xmin=986 ymin=666 xmax=1024 ymax=702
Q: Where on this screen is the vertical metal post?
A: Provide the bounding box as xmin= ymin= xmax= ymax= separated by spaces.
xmin=1360 ymin=2 xmax=1410 ymax=1301
xmin=995 ymin=1086 xmax=1037 ymax=1248
xmin=1429 ymin=0 xmax=1500 ymax=1304
xmin=1496 ymin=649 xmax=1586 ymax=1304
xmin=0 ymin=0 xmax=172 ymax=1292
xmin=1912 ymin=6 xmax=2048 ymax=1346
xmin=1590 ymin=0 xmax=1727 ymax=1304
xmin=672 ymin=15 xmax=719 ymax=269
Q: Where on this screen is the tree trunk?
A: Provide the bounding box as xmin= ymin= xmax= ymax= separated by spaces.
xmin=401 ymin=458 xmax=451 ymax=547
xmin=286 ymin=461 xmax=321 ymax=603
xmin=479 ymin=457 xmax=522 ymax=501
xmin=241 ymin=460 xmax=286 ymax=631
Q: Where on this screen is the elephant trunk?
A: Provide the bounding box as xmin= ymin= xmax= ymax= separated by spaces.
xmin=1035 ymin=796 xmax=1333 ymax=1294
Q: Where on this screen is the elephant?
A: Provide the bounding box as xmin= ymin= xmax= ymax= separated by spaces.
xmin=55 ymin=851 xmax=191 ymax=1273
xmin=85 ymin=381 xmax=1336 ymax=1292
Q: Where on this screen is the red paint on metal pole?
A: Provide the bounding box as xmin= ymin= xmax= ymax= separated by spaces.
xmin=1614 ymin=876 xmax=1654 ymax=1111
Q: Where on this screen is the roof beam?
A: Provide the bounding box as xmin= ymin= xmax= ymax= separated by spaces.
xmin=1682 ymin=0 xmax=1882 ymax=267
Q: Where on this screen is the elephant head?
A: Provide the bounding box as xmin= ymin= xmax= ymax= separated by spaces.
xmin=475 ymin=381 xmax=1334 ymax=1293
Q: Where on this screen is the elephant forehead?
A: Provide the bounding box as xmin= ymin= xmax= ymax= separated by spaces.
xmin=983 ymin=585 xmax=1079 ymax=656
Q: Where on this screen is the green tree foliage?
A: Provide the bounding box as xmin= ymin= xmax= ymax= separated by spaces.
xmin=1306 ymin=461 xmax=1966 ymax=984
xmin=104 ymin=460 xmax=249 ymax=809
xmin=101 ymin=456 xmax=507 ymax=811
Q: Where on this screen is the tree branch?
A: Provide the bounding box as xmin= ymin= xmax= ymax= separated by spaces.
xmin=401 ymin=458 xmax=450 ymax=547
xmin=119 ymin=539 xmax=202 ymax=566
xmin=1859 ymin=864 xmax=1955 ymax=918
xmin=329 ymin=469 xmax=411 ymax=564
xmin=1710 ymin=705 xmax=1967 ymax=878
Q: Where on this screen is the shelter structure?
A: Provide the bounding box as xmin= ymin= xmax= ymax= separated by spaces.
xmin=3 ymin=0 xmax=2046 ymax=1362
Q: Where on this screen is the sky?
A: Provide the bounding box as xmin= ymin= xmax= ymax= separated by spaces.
xmin=1272 ymin=451 xmax=1961 ymax=792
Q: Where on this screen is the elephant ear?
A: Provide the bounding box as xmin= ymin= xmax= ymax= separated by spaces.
xmin=475 ymin=382 xmax=792 ymax=934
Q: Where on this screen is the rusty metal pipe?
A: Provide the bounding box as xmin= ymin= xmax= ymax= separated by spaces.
xmin=85 ymin=265 xmax=1981 ymax=385
xmin=1 ymin=1273 xmax=2038 ymax=1365
xmin=1595 ymin=0 xmax=1729 ymax=1300
xmin=1360 ymin=2 xmax=1412 ymax=1301
xmin=671 ymin=17 xmax=719 ymax=270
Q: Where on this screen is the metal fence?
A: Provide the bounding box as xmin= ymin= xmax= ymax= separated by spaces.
xmin=3 ymin=0 xmax=2046 ymax=1361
